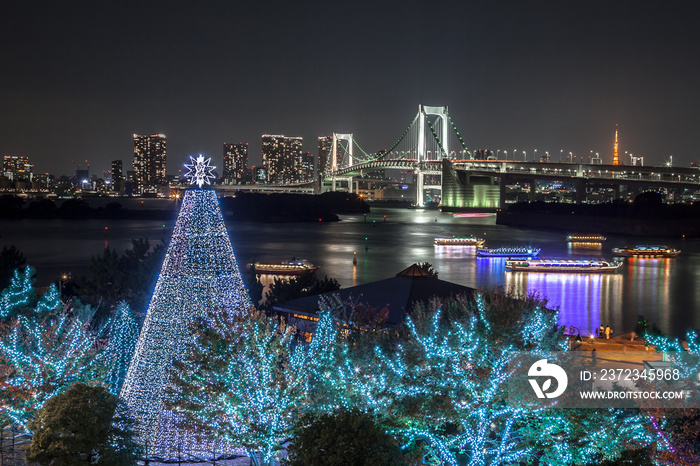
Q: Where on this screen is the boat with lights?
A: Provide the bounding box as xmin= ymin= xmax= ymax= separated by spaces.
xmin=612 ymin=245 xmax=681 ymax=258
xmin=247 ymin=258 xmax=319 ymax=275
xmin=434 ymin=236 xmax=486 ymax=246
xmin=505 ymin=258 xmax=622 ymax=273
xmin=477 ymin=247 xmax=541 ymax=258
xmin=566 ymin=234 xmax=607 ymax=243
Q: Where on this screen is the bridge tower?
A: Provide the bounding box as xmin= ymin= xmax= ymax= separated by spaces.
xmin=331 ymin=133 xmax=353 ymax=192
xmin=416 ymin=105 xmax=449 ymax=206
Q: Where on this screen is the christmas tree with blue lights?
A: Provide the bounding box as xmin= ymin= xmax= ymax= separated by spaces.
xmin=120 ymin=155 xmax=251 ymax=460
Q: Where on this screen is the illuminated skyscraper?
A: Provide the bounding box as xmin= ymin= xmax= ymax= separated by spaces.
xmin=112 ymin=160 xmax=123 ymax=182
xmin=261 ymin=135 xmax=303 ymax=183
xmin=133 ymin=134 xmax=167 ymax=193
xmin=318 ymin=136 xmax=332 ymax=176
xmin=613 ymin=125 xmax=619 ymax=166
xmin=223 ymin=142 xmax=248 ymax=184
xmin=3 ymin=155 xmax=32 ymax=181
xmin=301 ymin=152 xmax=314 ymax=182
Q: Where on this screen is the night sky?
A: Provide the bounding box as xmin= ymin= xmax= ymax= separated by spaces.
xmin=2 ymin=1 xmax=699 ymax=177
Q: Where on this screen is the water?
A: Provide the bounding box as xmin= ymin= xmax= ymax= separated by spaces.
xmin=1 ymin=207 xmax=699 ymax=337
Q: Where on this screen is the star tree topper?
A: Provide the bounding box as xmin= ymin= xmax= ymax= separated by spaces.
xmin=184 ymin=155 xmax=216 ymax=188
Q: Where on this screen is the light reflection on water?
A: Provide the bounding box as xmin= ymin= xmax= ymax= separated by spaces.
xmin=2 ymin=206 xmax=699 ymax=336
xmin=434 ymin=245 xmax=480 ymax=259
xmin=504 ymin=271 xmax=623 ymax=336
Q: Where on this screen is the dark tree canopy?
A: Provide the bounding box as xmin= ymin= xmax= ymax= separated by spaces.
xmin=0 ymin=245 xmax=27 ymax=290
xmin=25 ymin=383 xmax=140 ymax=465
xmin=416 ymin=261 xmax=438 ymax=278
xmin=284 ymin=408 xmax=414 ymax=466
xmin=634 ymin=191 xmax=663 ymax=205
xmin=263 ymin=269 xmax=340 ymax=309
xmin=72 ymin=238 xmax=165 ymax=323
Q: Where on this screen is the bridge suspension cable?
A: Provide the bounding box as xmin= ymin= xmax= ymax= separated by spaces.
xmin=447 ymin=113 xmax=471 ymax=158
xmin=382 ymin=113 xmax=419 ymax=159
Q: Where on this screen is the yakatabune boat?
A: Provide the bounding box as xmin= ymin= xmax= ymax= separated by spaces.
xmin=247 ymin=258 xmax=319 ymax=275
xmin=505 ymin=258 xmax=622 ymax=273
xmin=477 ymin=247 xmax=541 ymax=258
xmin=434 ymin=236 xmax=485 ymax=246
xmin=566 ymin=234 xmax=607 ymax=243
xmin=612 ymin=245 xmax=681 ymax=258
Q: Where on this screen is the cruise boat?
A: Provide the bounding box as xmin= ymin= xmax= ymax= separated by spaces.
xmin=434 ymin=236 xmax=485 ymax=246
xmin=566 ymin=234 xmax=607 ymax=243
xmin=477 ymin=247 xmax=541 ymax=258
xmin=505 ymin=258 xmax=622 ymax=273
xmin=247 ymin=258 xmax=319 ymax=275
xmin=612 ymin=245 xmax=681 ymax=258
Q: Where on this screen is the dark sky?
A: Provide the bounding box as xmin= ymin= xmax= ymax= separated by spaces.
xmin=2 ymin=0 xmax=699 ymax=176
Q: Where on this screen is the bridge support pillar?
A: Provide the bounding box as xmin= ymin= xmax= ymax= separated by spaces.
xmin=575 ymin=179 xmax=586 ymax=204
xmin=332 ymin=177 xmax=336 ymax=192
xmin=529 ymin=180 xmax=537 ymax=202
xmin=347 ymin=177 xmax=353 ymax=193
xmin=499 ymin=175 xmax=508 ymax=210
xmin=416 ymin=170 xmax=424 ymax=206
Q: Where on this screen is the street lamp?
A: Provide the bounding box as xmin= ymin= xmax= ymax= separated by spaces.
xmin=569 ymin=152 xmax=573 ymax=163
xmin=523 ymin=151 xmax=526 ymax=162
xmin=497 ymin=149 xmax=500 ymax=159
xmin=560 ymin=149 xmax=563 ymax=163
xmin=504 ymin=150 xmax=508 ymax=161
xmin=534 ymin=149 xmax=538 ymax=162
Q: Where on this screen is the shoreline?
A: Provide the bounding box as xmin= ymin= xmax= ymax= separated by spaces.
xmin=497 ymin=211 xmax=700 ymax=236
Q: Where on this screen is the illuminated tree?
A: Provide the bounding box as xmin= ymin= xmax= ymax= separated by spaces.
xmin=361 ymin=290 xmax=650 ymax=465
xmin=642 ymin=331 xmax=700 ymax=464
xmin=120 ymin=186 xmax=252 ymax=460
xmin=526 ymin=409 xmax=653 ymax=465
xmin=102 ymin=301 xmax=139 ymax=394
xmin=0 ymin=266 xmax=36 ymax=319
xmin=0 ymin=302 xmax=101 ymax=429
xmin=169 ymin=308 xmax=334 ymax=466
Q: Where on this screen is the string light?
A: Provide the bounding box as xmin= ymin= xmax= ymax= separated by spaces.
xmin=0 ymin=267 xmax=36 ymax=318
xmin=102 ymin=301 xmax=139 ymax=394
xmin=120 ymin=188 xmax=252 ymax=460
xmin=169 ymin=309 xmax=339 ymax=465
xmin=0 ymin=289 xmax=100 ymax=429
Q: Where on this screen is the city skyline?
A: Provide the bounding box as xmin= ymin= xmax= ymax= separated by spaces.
xmin=2 ymin=1 xmax=699 ymax=176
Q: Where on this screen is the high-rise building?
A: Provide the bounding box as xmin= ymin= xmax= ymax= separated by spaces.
xmin=112 ymin=160 xmax=123 ymax=182
xmin=286 ymin=137 xmax=303 ymax=183
xmin=318 ymin=136 xmax=332 ymax=176
xmin=223 ymin=142 xmax=248 ymax=184
xmin=111 ymin=160 xmax=124 ymax=192
xmin=261 ymin=135 xmax=304 ymax=183
xmin=301 ymin=152 xmax=314 ymax=182
xmin=3 ymin=155 xmax=32 ymax=181
xmin=133 ymin=134 xmax=167 ymax=193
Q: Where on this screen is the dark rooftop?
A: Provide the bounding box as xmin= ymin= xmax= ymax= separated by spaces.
xmin=273 ymin=264 xmax=476 ymax=326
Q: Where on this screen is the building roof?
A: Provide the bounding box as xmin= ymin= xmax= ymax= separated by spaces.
xmin=273 ymin=264 xmax=476 ymax=326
